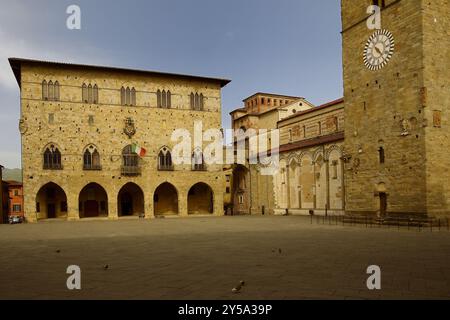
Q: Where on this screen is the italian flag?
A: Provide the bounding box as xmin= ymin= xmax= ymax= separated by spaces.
xmin=132 ymin=144 xmax=147 ymax=158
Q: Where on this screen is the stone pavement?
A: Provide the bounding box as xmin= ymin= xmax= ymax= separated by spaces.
xmin=0 ymin=216 xmax=449 ymax=300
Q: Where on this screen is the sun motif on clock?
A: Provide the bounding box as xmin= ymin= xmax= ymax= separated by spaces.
xmin=363 ymin=29 xmax=395 ymax=71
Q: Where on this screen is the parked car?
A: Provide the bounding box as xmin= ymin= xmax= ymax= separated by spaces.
xmin=9 ymin=215 xmax=23 ymax=224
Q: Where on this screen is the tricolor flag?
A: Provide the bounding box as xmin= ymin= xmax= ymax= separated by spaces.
xmin=132 ymin=143 xmax=147 ymax=158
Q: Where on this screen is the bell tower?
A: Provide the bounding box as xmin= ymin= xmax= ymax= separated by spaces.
xmin=341 ymin=0 xmax=450 ymax=217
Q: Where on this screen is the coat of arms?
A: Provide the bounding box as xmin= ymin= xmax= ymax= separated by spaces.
xmin=124 ymin=118 xmax=136 ymax=138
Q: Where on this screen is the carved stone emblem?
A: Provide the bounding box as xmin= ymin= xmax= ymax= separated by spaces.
xmin=400 ymin=119 xmax=410 ymax=136
xmin=19 ymin=118 xmax=28 ymax=135
xmin=123 ymin=118 xmax=136 ymax=139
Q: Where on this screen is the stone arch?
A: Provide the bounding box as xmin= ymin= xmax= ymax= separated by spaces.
xmin=79 ymin=183 xmax=108 ymax=218
xmin=188 ymin=182 xmax=214 ymax=215
xmin=154 ymin=182 xmax=179 ymax=216
xmin=35 ymin=182 xmax=68 ymax=220
xmin=313 ymin=148 xmax=324 ymax=163
xmin=117 ymin=182 xmax=145 ymax=217
xmin=325 ymin=145 xmax=342 ymax=161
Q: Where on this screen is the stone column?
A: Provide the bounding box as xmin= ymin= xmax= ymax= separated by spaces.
xmin=145 ymin=195 xmax=155 ymax=219
xmin=326 ymin=159 xmax=330 ymax=214
xmin=214 ymin=190 xmax=224 ymax=217
xmin=286 ymin=164 xmax=291 ymax=211
xmin=67 ymin=193 xmax=80 ymax=221
xmin=179 ymin=192 xmax=188 ymax=217
xmin=108 ymin=198 xmax=118 ymax=220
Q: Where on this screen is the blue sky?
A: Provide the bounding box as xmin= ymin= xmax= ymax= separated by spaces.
xmin=0 ymin=0 xmax=342 ymax=168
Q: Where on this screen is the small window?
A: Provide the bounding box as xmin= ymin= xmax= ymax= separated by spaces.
xmin=379 ymin=147 xmax=385 ymax=164
xmin=88 ymin=115 xmax=94 ymax=126
xmin=226 ymin=187 xmax=230 ymax=194
xmin=13 ymin=205 xmax=21 ymax=212
xmin=48 ymin=113 xmax=54 ymax=124
xmin=14 ymin=190 xmax=19 ymax=196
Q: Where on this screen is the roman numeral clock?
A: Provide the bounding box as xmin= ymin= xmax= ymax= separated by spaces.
xmin=363 ymin=29 xmax=395 ymax=71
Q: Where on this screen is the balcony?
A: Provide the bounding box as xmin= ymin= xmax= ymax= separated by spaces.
xmin=192 ymin=164 xmax=207 ymax=172
xmin=121 ymin=165 xmax=141 ymax=176
xmin=158 ymin=165 xmax=174 ymax=172
xmin=43 ymin=164 xmax=63 ymax=170
xmin=83 ymin=164 xmax=102 ymax=171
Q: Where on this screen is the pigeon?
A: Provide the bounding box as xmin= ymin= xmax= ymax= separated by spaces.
xmin=278 ymin=249 xmax=282 ymax=254
xmin=56 ymin=250 xmax=61 ymax=254
xmin=103 ymin=264 xmax=109 ymax=270
xmin=232 ymin=281 xmax=246 ymax=293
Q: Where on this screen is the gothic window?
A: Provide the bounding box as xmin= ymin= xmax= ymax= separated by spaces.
xmin=120 ymin=86 xmax=136 ymax=106
xmin=88 ymin=84 xmax=93 ymax=103
xmin=54 ymin=81 xmax=60 ymax=101
xmin=43 ymin=144 xmax=62 ymax=170
xmin=192 ymin=148 xmax=206 ymax=171
xmin=131 ymin=87 xmax=136 ymax=106
xmin=158 ymin=147 xmax=173 ymax=171
xmin=121 ymin=87 xmax=126 ymax=105
xmin=190 ymin=93 xmax=195 ymax=109
xmin=82 ymin=83 xmax=99 ymax=104
xmin=83 ymin=145 xmax=101 ymax=170
xmin=93 ymin=84 xmax=99 ymax=104
xmin=42 ymin=80 xmax=60 ymax=101
xmin=48 ymin=81 xmax=54 ymax=100
xmin=157 ymin=89 xmax=171 ymax=108
xmin=161 ymin=90 xmax=167 ymax=108
xmin=42 ymin=80 xmax=48 ymax=100
xmin=190 ymin=92 xmax=204 ymax=111
xmin=126 ymin=87 xmax=131 ymax=105
xmin=82 ymin=83 xmax=88 ymax=103
xmin=167 ymin=90 xmax=171 ymax=108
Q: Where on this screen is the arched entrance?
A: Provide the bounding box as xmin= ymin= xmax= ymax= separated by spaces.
xmin=35 ymin=182 xmax=67 ymax=220
xmin=232 ymin=165 xmax=250 ymax=215
xmin=117 ymin=183 xmax=144 ymax=217
xmin=79 ymin=183 xmax=108 ymax=218
xmin=188 ymin=183 xmax=214 ymax=215
xmin=154 ymin=183 xmax=178 ymax=216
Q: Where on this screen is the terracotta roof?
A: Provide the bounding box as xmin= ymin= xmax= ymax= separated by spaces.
xmin=4 ymin=180 xmax=23 ymax=186
xmin=230 ymin=107 xmax=247 ymax=115
xmin=243 ymin=92 xmax=303 ymax=102
xmin=9 ymin=58 xmax=231 ymax=88
xmin=279 ymin=132 xmax=345 ymax=153
xmin=278 ymin=98 xmax=344 ymax=123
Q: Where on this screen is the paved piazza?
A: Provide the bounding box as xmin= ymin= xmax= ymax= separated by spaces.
xmin=0 ymin=216 xmax=449 ymax=300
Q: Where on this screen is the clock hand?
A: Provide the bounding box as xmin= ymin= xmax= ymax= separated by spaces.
xmin=375 ymin=46 xmax=382 ymax=55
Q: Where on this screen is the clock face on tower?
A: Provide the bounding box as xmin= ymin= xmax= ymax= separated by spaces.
xmin=363 ymin=29 xmax=395 ymax=71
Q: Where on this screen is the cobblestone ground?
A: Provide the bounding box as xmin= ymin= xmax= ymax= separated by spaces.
xmin=0 ymin=216 xmax=449 ymax=300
